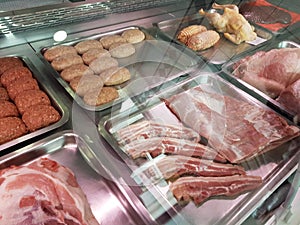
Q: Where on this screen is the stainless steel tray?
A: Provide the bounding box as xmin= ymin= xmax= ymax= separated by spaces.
xmin=0 ymin=130 xmax=146 ymax=225
xmin=154 ymin=13 xmax=273 ymax=65
xmin=38 ymin=26 xmax=202 ymax=111
xmin=221 ymin=40 xmax=300 ymax=123
xmin=98 ymin=72 xmax=300 ymax=225
xmin=0 ymin=56 xmax=69 ymax=152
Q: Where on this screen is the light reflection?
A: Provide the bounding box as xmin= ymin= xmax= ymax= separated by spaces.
xmin=53 ymin=30 xmax=67 ymax=42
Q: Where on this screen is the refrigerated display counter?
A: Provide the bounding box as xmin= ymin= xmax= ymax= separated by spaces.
xmin=0 ymin=1 xmax=299 ymax=224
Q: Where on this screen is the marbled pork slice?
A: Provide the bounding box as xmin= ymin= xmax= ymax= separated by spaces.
xmin=0 ymin=158 xmax=99 ymax=225
xmin=170 ymin=175 xmax=262 ymax=205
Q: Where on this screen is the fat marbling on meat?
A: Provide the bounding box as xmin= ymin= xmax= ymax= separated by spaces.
xmin=151 ymin=155 xmax=245 ymax=180
xmin=116 ymin=120 xmax=200 ymax=145
xmin=170 ymin=175 xmax=262 ymax=206
xmin=165 ymin=86 xmax=300 ymax=163
xmin=122 ymin=136 xmax=226 ymax=162
xmin=0 ymin=158 xmax=99 ymax=225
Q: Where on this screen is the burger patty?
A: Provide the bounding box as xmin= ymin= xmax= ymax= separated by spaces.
xmin=14 ymin=89 xmax=51 ymax=114
xmin=0 ymin=117 xmax=27 ymax=144
xmin=1 ymin=66 xmax=32 ymax=87
xmin=0 ymin=57 xmax=23 ymax=75
xmin=7 ymin=77 xmax=39 ymax=100
xmin=0 ymin=100 xmax=19 ymax=118
xmin=22 ymin=105 xmax=61 ymax=132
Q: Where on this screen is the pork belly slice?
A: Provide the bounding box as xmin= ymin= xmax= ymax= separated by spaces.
xmin=170 ymin=175 xmax=262 ymax=206
xmin=152 ymin=155 xmax=245 ymax=180
xmin=165 ymin=86 xmax=300 ymax=163
xmin=122 ymin=137 xmax=226 ymax=162
xmin=116 ymin=120 xmax=200 ymax=145
xmin=0 ymin=158 xmax=99 ymax=225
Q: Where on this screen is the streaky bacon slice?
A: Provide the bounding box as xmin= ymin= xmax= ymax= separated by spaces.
xmin=0 ymin=158 xmax=99 ymax=225
xmin=170 ymin=175 xmax=262 ymax=205
xmin=115 ymin=120 xmax=200 ymax=145
xmin=152 ymin=155 xmax=245 ymax=180
xmin=122 ymin=137 xmax=226 ymax=162
xmin=165 ymin=86 xmax=300 ymax=163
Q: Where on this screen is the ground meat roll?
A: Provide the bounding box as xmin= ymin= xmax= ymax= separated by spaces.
xmin=6 ymin=77 xmax=39 ymax=100
xmin=0 ymin=57 xmax=23 ymax=75
xmin=1 ymin=66 xmax=32 ymax=87
xmin=0 ymin=117 xmax=27 ymax=144
xmin=0 ymin=100 xmax=19 ymax=118
xmin=22 ymin=105 xmax=61 ymax=132
xmin=14 ymin=89 xmax=51 ymax=114
xmin=0 ymin=87 xmax=9 ymax=101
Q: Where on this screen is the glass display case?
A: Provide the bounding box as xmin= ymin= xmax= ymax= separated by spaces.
xmin=0 ymin=1 xmax=299 ymax=224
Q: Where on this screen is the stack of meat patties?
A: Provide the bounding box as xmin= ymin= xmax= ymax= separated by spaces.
xmin=0 ymin=57 xmax=61 ymax=145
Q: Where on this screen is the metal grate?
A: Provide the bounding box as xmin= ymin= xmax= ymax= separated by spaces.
xmin=0 ymin=0 xmax=179 ymax=34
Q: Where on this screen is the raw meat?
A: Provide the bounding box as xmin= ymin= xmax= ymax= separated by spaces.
xmin=232 ymin=48 xmax=300 ymax=98
xmin=116 ymin=120 xmax=200 ymax=145
xmin=122 ymin=137 xmax=226 ymax=162
xmin=0 ymin=158 xmax=99 ymax=225
xmin=170 ymin=175 xmax=262 ymax=205
xmin=151 ymin=155 xmax=245 ymax=180
xmin=277 ymin=79 xmax=300 ymax=115
xmin=165 ymin=86 xmax=300 ymax=163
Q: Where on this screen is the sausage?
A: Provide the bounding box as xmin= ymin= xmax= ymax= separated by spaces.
xmin=0 ymin=117 xmax=27 ymax=144
xmin=22 ymin=105 xmax=61 ymax=132
xmin=14 ymin=89 xmax=51 ymax=114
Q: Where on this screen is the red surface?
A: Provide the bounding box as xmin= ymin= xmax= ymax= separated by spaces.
xmin=245 ymin=0 xmax=300 ymax=32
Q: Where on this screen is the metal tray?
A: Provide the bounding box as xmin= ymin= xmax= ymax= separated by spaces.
xmin=0 ymin=131 xmax=146 ymax=225
xmin=154 ymin=13 xmax=274 ymax=65
xmin=221 ymin=40 xmax=300 ymax=123
xmin=98 ymin=72 xmax=300 ymax=225
xmin=38 ymin=26 xmax=202 ymax=111
xmin=0 ymin=56 xmax=69 ymax=152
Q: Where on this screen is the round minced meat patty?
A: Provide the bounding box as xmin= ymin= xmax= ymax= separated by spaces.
xmin=22 ymin=105 xmax=61 ymax=132
xmin=0 ymin=87 xmax=9 ymax=101
xmin=14 ymin=89 xmax=51 ymax=114
xmin=0 ymin=57 xmax=23 ymax=75
xmin=7 ymin=77 xmax=39 ymax=100
xmin=1 ymin=66 xmax=32 ymax=87
xmin=0 ymin=100 xmax=19 ymax=118
xmin=0 ymin=117 xmax=27 ymax=144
